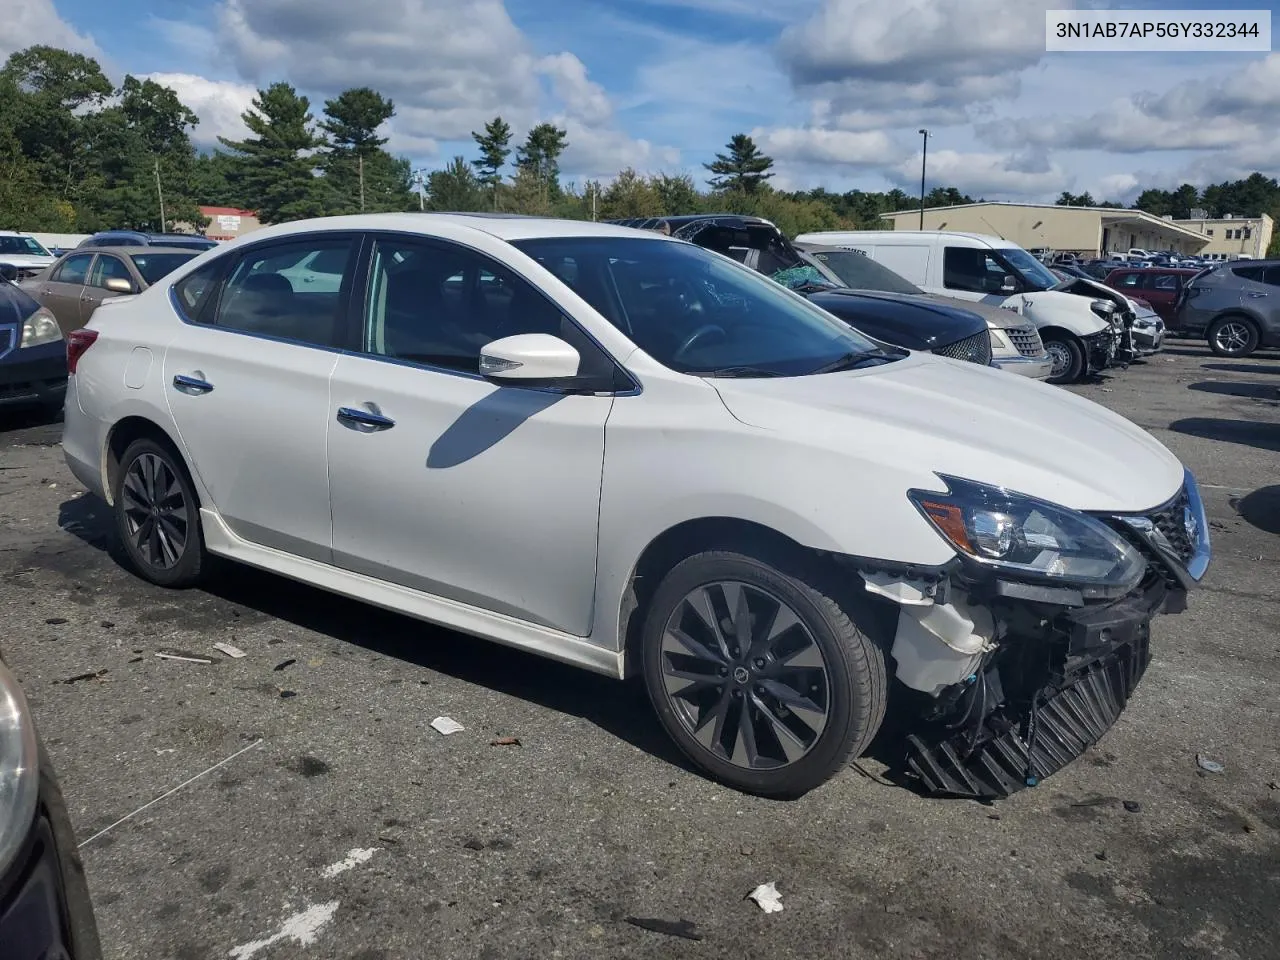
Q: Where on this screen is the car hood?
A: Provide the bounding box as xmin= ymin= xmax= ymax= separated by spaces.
xmin=0 ymin=254 xmax=54 ymax=267
xmin=711 ymin=352 xmax=1183 ymax=513
xmin=910 ymin=292 xmax=1027 ymax=330
xmin=804 ymin=288 xmax=987 ymax=350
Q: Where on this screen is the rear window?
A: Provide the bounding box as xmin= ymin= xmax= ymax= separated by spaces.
xmin=805 ymin=249 xmax=921 ymax=295
xmin=132 ymin=252 xmax=198 ymax=285
xmin=1232 ymin=265 xmax=1267 ymax=282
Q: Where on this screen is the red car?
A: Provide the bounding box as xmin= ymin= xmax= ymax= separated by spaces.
xmin=1103 ymin=267 xmax=1200 ymax=326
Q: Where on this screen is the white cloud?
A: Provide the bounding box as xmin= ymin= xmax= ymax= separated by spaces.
xmin=0 ymin=0 xmax=101 ymax=61
xmin=778 ymin=0 xmax=1078 ymax=114
xmin=208 ymin=0 xmax=671 ymax=178
xmin=891 ymin=148 xmax=1071 ymax=199
xmin=143 ymin=73 xmax=257 ymax=146
xmin=751 ymin=127 xmax=897 ymax=167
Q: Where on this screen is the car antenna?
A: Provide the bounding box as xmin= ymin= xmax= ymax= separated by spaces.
xmin=978 ymin=216 xmax=1008 ymax=241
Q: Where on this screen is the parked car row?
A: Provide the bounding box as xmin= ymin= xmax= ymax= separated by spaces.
xmin=56 ymin=212 xmax=1210 ymax=804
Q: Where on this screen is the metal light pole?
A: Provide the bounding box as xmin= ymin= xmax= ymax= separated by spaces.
xmin=154 ymin=156 xmax=167 ymax=232
xmin=918 ymin=129 xmax=929 ymax=230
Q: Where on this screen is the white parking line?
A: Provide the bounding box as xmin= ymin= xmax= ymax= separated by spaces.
xmin=78 ymin=739 xmax=265 ymax=848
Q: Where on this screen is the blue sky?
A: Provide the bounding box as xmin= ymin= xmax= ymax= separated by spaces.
xmin=4 ymin=0 xmax=1278 ymax=203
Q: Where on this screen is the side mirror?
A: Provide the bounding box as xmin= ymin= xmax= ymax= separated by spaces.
xmin=0 ymin=264 xmax=16 ymax=283
xmin=103 ymin=277 xmax=134 ymax=294
xmin=479 ymin=333 xmax=581 ymax=383
xmin=1000 ymin=275 xmax=1018 ymax=293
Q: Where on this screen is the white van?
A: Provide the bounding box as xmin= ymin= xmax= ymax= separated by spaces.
xmin=793 ymin=231 xmax=1121 ymax=384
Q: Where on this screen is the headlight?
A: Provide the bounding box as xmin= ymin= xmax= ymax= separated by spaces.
xmin=908 ymin=475 xmax=1146 ymax=595
xmin=21 ymin=307 xmax=62 ymax=348
xmin=0 ymin=660 xmax=39 ymax=877
xmin=988 ymin=327 xmax=1015 ymax=356
xmin=1090 ymin=299 xmax=1116 ymax=322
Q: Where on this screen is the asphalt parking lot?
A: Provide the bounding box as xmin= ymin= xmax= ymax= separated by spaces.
xmin=2 ymin=342 xmax=1278 ymax=960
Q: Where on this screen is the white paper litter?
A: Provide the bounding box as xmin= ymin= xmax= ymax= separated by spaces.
xmin=155 ymin=652 xmax=213 ymax=664
xmin=747 ymin=882 xmax=783 ymax=913
xmin=430 ymin=716 xmax=465 ymax=735
xmin=214 ymin=642 xmax=247 ymax=659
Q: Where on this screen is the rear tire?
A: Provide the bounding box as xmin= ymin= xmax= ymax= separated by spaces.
xmin=1207 ymin=315 xmax=1260 ymax=358
xmin=111 ymin=437 xmax=209 ymax=588
xmin=1043 ymin=332 xmax=1085 ymax=384
xmin=640 ymin=551 xmax=886 ymax=798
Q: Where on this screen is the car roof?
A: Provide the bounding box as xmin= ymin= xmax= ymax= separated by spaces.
xmin=82 ymin=245 xmax=202 ymax=256
xmin=1105 ymin=266 xmax=1200 ymax=274
xmin=0 ymin=230 xmax=38 ymax=237
xmin=224 ymin=212 xmax=676 ymax=245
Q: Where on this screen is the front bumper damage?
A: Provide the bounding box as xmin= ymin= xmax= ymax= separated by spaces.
xmin=855 ymin=475 xmax=1209 ymax=800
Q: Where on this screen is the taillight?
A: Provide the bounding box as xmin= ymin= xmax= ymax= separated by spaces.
xmin=66 ymin=329 xmax=99 ymax=374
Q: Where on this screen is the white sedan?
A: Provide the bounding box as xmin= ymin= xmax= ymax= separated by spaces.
xmin=61 ymin=213 xmax=1208 ymax=798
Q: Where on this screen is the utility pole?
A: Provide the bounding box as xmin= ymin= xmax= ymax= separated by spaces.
xmin=591 ymin=182 xmax=597 ymax=221
xmin=154 ymin=156 xmax=167 ymax=232
xmin=358 ymin=154 xmax=366 ymax=212
xmin=917 ymin=129 xmax=929 ymax=230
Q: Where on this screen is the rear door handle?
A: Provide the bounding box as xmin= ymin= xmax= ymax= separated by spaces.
xmin=337 ymin=406 xmax=395 ymax=430
xmin=173 ymin=374 xmax=214 ymax=393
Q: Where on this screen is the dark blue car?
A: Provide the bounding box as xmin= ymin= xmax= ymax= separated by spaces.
xmin=0 ymin=265 xmax=67 ymax=416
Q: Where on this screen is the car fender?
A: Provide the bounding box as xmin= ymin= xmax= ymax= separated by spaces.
xmin=588 ymin=369 xmax=956 ymax=653
xmin=1003 ymin=291 xmax=1109 ymax=337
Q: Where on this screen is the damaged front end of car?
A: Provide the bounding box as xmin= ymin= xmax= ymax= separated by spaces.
xmin=847 ymin=468 xmax=1210 ymax=800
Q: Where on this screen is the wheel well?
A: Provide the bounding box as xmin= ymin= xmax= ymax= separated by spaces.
xmin=104 ymin=417 xmax=188 ymax=503
xmin=1037 ymin=325 xmax=1080 ymax=347
xmin=618 ymin=517 xmax=843 ymax=679
xmin=1209 ymin=311 xmax=1258 ymax=330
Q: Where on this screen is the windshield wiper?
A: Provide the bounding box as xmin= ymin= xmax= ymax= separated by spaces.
xmin=697 ymin=365 xmax=786 ymax=378
xmin=808 ymin=350 xmax=892 ymax=374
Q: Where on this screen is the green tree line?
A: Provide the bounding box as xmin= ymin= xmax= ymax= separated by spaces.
xmin=3 ymin=43 xmax=1278 ymax=255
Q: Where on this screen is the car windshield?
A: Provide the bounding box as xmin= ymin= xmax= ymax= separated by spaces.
xmin=131 ymin=252 xmax=197 ymax=285
xmin=512 ymin=236 xmax=888 ymax=377
xmin=0 ymin=235 xmax=51 ymax=256
xmin=803 ymin=249 xmax=922 ymax=294
xmin=997 ymin=247 xmax=1061 ymax=291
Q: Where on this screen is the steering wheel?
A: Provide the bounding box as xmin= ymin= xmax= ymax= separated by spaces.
xmin=673 ymin=324 xmax=727 ymax=362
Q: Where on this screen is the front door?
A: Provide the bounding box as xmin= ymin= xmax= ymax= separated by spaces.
xmin=37 ymin=252 xmax=94 ymax=331
xmin=327 ymin=234 xmax=612 ymax=635
xmin=162 ymin=234 xmax=360 ymax=562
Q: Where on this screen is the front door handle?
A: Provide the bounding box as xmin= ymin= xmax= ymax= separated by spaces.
xmin=173 ymin=374 xmax=214 ymax=393
xmin=337 ymin=406 xmax=395 ymax=430
xmin=1246 ymin=292 xmax=1268 ymax=298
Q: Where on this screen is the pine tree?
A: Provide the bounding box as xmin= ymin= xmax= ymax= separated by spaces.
xmin=704 ymin=134 xmax=774 ymax=195
xmin=320 ymin=87 xmax=410 ymax=213
xmin=218 ymin=82 xmax=326 ymax=224
xmin=471 ymin=116 xmax=512 ymax=209
xmin=515 ymin=123 xmax=568 ymax=206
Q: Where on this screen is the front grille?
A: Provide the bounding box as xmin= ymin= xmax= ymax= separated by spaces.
xmin=1148 ymin=486 xmax=1195 ymax=565
xmin=933 ymin=330 xmax=993 ymax=366
xmin=1006 ymin=323 xmax=1045 ymax=358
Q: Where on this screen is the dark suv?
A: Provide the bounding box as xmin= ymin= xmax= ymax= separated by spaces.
xmin=77 ymin=231 xmax=218 ymax=253
xmin=1174 ymin=260 xmax=1280 ymax=358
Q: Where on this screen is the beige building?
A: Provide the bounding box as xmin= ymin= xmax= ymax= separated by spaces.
xmin=1172 ymin=213 xmax=1273 ymax=261
xmin=196 ymin=206 xmax=263 ymax=242
xmin=881 ymin=201 xmax=1210 ymax=258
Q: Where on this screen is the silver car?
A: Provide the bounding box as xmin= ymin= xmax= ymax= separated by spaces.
xmin=1175 ymin=260 xmax=1280 ymax=358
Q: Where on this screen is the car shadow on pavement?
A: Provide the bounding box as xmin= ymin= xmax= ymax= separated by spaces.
xmin=1232 ymin=485 xmax=1280 ymax=536
xmin=56 ymin=493 xmax=701 ymax=779
xmin=1169 ymin=417 xmax=1280 ymax=453
xmin=1202 ymin=362 xmax=1280 ymax=377
xmin=1189 ymin=381 xmax=1280 ymax=402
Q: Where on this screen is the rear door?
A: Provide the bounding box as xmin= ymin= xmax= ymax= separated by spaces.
xmin=162 ymin=233 xmax=361 ymax=562
xmin=82 ymin=253 xmax=137 ymax=326
xmin=36 ymin=252 xmax=94 ymax=330
xmin=1145 ymin=272 xmax=1184 ymax=322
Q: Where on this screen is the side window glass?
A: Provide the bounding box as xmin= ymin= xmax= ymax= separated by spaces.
xmin=1117 ymin=273 xmax=1141 ymax=288
xmin=89 ymin=255 xmax=133 ymax=289
xmin=1263 ymin=266 xmax=1280 ymax=288
xmin=213 ymin=238 xmax=356 ymax=347
xmin=943 ymin=248 xmax=1009 ymax=293
xmin=1152 ymin=274 xmax=1179 ymax=291
xmin=362 ymin=238 xmax=567 ymax=375
xmin=173 ymin=260 xmax=224 ymax=321
xmin=53 ymin=254 xmax=94 ymax=284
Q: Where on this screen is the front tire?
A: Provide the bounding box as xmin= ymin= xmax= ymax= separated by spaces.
xmin=1043 ymin=332 xmax=1085 ymax=384
xmin=1207 ymin=315 xmax=1260 ymax=358
xmin=111 ymin=437 xmax=208 ymax=588
xmin=641 ymin=551 xmax=887 ymax=798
